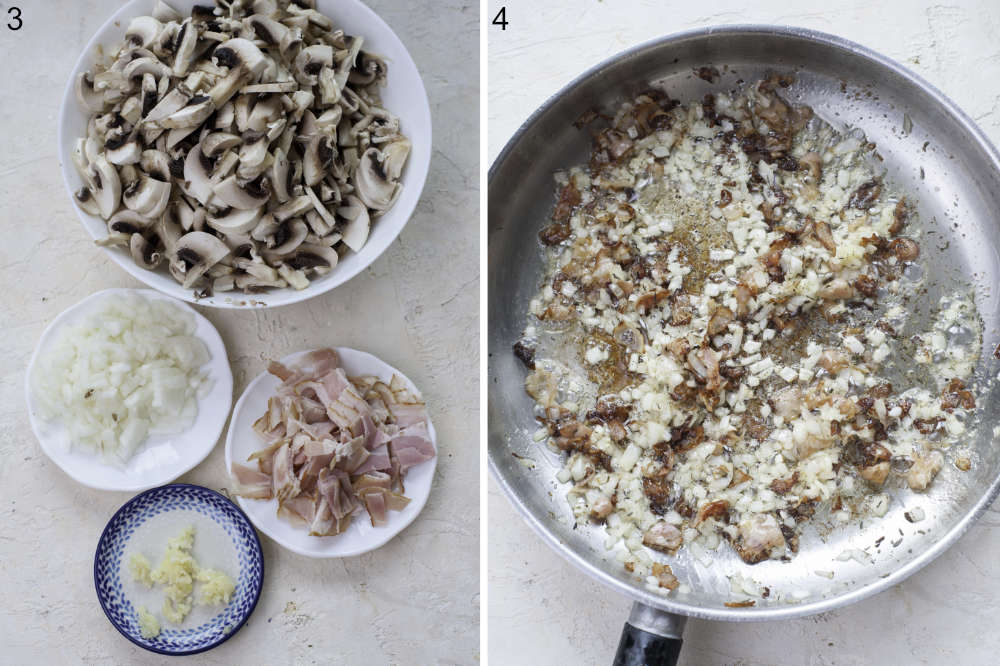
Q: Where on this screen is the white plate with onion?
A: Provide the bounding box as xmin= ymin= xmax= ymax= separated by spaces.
xmin=57 ymin=0 xmax=432 ymax=308
xmin=26 ymin=288 xmax=233 ymax=491
xmin=224 ymin=348 xmax=436 ymax=558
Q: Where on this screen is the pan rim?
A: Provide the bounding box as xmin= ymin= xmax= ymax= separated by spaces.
xmin=487 ymin=23 xmax=1000 ymax=622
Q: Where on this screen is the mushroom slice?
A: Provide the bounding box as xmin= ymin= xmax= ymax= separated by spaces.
xmin=183 ymin=145 xmax=216 ymax=205
xmin=171 ymin=19 xmax=199 ymax=77
xmin=355 ymin=147 xmax=399 ymax=211
xmin=159 ymin=95 xmax=214 ymax=129
xmin=74 ymin=188 xmax=102 ymax=217
xmin=272 ymin=195 xmax=312 ymax=221
xmin=207 ymin=66 xmax=250 ymax=109
xmin=246 ymin=96 xmax=282 ymax=132
xmin=286 ymin=243 xmax=339 ymax=275
xmin=125 ymin=16 xmax=163 ymax=48
xmin=349 ymin=52 xmax=387 ymax=87
xmin=270 ymin=148 xmax=291 ymax=202
xmin=88 ymin=156 xmax=122 ymax=220
xmin=202 ymin=132 xmax=242 ymax=157
xmin=143 ymin=88 xmax=190 ymax=124
xmin=75 ymin=72 xmax=107 ymax=113
xmin=250 ymin=213 xmax=280 ymax=242
xmin=304 ymin=186 xmax=336 ymax=231
xmin=213 ymin=38 xmax=268 ymax=78
xmin=207 ymin=206 xmax=263 ymax=235
xmin=381 ymin=138 xmax=411 ymax=181
xmin=123 ymin=56 xmax=172 ymax=82
xmin=108 ymin=209 xmax=155 ymax=235
xmin=151 ymin=1 xmax=182 ymax=22
xmin=266 ymin=219 xmax=309 ymax=255
xmin=294 ymin=44 xmax=334 ymax=86
xmin=173 ymin=231 xmax=231 ymax=288
xmin=277 ymin=263 xmax=309 ymax=290
xmin=212 ymin=174 xmax=270 ymax=210
xmin=246 ymin=14 xmax=289 ymax=46
xmin=238 ymin=132 xmax=270 ymax=169
xmin=139 ymin=149 xmax=172 ymax=181
xmin=130 ymin=232 xmax=163 ymax=269
xmin=123 ymin=175 xmax=172 ymax=219
xmin=105 ymin=134 xmax=142 ymax=165
xmin=242 ymin=81 xmax=298 ymax=94
xmin=338 ymin=194 xmax=370 ymax=252
xmin=303 ymin=135 xmax=335 ymax=187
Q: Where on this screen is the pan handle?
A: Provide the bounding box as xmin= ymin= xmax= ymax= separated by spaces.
xmin=612 ymin=602 xmax=686 ymax=666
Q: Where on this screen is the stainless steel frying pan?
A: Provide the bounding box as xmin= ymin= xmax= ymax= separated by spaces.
xmin=488 ymin=25 xmax=1000 ymax=664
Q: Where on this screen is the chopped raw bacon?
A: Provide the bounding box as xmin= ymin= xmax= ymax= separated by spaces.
xmin=230 ymin=348 xmax=435 ymax=535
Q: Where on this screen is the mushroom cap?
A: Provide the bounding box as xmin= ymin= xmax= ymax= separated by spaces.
xmin=285 ymin=242 xmax=339 ymax=274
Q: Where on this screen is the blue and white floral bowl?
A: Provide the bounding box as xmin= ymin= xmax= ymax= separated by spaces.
xmin=94 ymin=484 xmax=264 ymax=655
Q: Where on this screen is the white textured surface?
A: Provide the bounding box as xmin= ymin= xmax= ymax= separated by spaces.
xmin=0 ymin=1 xmax=479 ymax=663
xmin=488 ymin=1 xmax=1000 ymax=664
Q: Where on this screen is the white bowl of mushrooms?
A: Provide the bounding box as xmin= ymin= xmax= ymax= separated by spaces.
xmin=58 ymin=0 xmax=431 ymax=308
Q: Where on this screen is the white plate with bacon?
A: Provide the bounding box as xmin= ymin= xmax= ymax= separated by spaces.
xmin=224 ymin=348 xmax=437 ymax=558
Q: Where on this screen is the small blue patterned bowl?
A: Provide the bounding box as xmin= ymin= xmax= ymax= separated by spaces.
xmin=94 ymin=484 xmax=264 ymax=655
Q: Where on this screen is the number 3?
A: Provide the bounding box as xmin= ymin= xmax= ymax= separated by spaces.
xmin=8 ymin=6 xmax=22 ymax=30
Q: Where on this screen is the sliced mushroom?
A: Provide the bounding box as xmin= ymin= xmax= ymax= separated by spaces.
xmin=171 ymin=19 xmax=199 ymax=77
xmin=355 ymin=147 xmax=399 ymax=210
xmin=105 ymin=134 xmax=142 ymax=165
xmin=151 ymin=1 xmax=181 ymax=23
xmin=271 ymin=148 xmax=291 ymax=202
xmin=143 ymin=88 xmax=190 ymax=124
xmin=201 ymin=132 xmax=242 ymax=157
xmin=173 ymin=231 xmax=231 ymax=288
xmin=183 ymin=145 xmax=215 ymax=205
xmin=207 ymin=206 xmax=263 ymax=235
xmin=159 ymin=95 xmax=214 ymax=129
xmin=212 ymin=38 xmax=268 ymax=78
xmin=125 ymin=16 xmax=163 ymax=48
xmin=303 ymin=134 xmax=334 ymax=187
xmin=272 ymin=195 xmax=312 ymax=222
xmin=294 ymin=44 xmax=334 ymax=86
xmin=74 ymin=188 xmax=102 ymax=217
xmin=88 ymin=156 xmax=122 ymax=219
xmin=285 ymin=242 xmax=339 ymax=275
xmin=266 ymin=218 xmax=309 ymax=255
xmin=75 ymin=72 xmax=107 ymax=113
xmin=130 ymin=231 xmax=163 ymax=269
xmin=123 ymin=174 xmax=171 ymax=219
xmin=212 ymin=174 xmax=269 ymax=210
xmin=108 ymin=209 xmax=155 ymax=236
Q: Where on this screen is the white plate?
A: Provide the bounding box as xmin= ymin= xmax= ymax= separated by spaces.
xmin=224 ymin=348 xmax=436 ymax=558
xmin=57 ymin=0 xmax=432 ymax=308
xmin=26 ymin=288 xmax=234 ymax=492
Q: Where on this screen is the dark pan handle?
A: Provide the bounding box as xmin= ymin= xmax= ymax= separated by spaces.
xmin=612 ymin=602 xmax=686 ymax=666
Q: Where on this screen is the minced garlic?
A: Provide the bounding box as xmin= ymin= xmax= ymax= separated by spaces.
xmin=128 ymin=526 xmax=236 ymax=629
xmin=137 ymin=606 xmax=161 ymax=639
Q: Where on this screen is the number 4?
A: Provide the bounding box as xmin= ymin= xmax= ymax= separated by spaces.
xmin=492 ymin=6 xmax=507 ymax=30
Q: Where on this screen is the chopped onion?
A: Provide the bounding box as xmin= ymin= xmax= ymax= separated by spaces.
xmin=32 ymin=293 xmax=212 ymax=462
